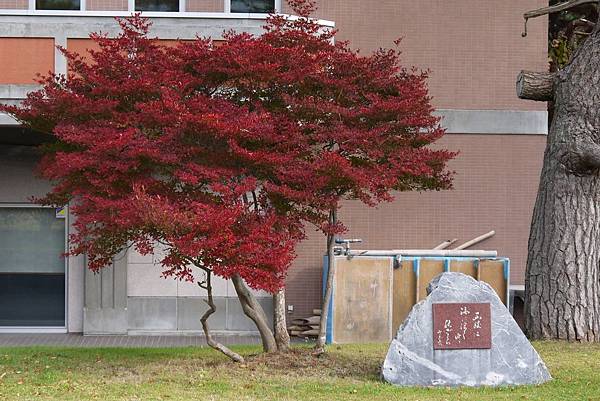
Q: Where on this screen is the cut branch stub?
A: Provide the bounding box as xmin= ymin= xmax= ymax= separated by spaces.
xmin=516 ymin=70 xmax=556 ymax=101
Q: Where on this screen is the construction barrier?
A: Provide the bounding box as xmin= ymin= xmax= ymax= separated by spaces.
xmin=324 ymin=254 xmax=509 ymax=344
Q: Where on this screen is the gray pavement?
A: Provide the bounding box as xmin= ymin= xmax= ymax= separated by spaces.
xmin=0 ymin=333 xmax=264 ymax=348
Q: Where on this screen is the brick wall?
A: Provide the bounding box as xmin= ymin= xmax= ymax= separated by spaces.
xmin=0 ymin=38 xmax=55 ymax=84
xmin=186 ymin=0 xmax=223 ymax=12
xmin=0 ymin=0 xmax=27 ymax=8
xmin=86 ymin=0 xmax=128 ymax=11
xmin=285 ymin=0 xmax=548 ymax=111
xmin=285 ymin=134 xmax=546 ymax=321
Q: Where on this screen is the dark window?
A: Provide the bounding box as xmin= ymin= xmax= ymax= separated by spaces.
xmin=36 ymin=0 xmax=80 ymax=10
xmin=231 ymin=0 xmax=275 ymax=13
xmin=0 ymin=274 xmax=65 ymax=326
xmin=136 ymin=0 xmax=179 ymax=12
xmin=0 ymin=207 xmax=66 ymax=327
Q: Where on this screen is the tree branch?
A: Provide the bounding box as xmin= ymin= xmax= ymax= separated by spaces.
xmin=199 ymin=269 xmax=245 ymax=363
xmin=525 ymin=0 xmax=598 ymax=20
xmin=516 ymin=71 xmax=556 ymax=101
xmin=522 ymin=0 xmax=598 ymax=37
xmin=578 ymin=142 xmax=600 ymax=170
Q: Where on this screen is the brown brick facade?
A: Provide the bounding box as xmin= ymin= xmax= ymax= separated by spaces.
xmin=286 ymin=0 xmax=548 ymax=111
xmin=86 ymin=0 xmax=128 ymax=11
xmin=0 ymin=38 xmax=55 ymax=84
xmin=0 ymin=0 xmax=27 ymax=8
xmin=186 ymin=0 xmax=223 ymax=12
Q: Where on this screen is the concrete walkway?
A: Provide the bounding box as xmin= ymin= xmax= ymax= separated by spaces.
xmin=0 ymin=333 xmax=264 ymax=348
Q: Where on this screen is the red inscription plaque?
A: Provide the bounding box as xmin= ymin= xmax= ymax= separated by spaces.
xmin=432 ymin=303 xmax=491 ymax=350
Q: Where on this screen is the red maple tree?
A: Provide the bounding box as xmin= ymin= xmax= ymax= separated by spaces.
xmin=177 ymin=0 xmax=455 ymax=352
xmin=3 ymin=0 xmax=454 ymax=359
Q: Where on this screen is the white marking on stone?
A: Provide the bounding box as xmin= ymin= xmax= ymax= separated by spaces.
xmin=393 ymin=341 xmax=461 ymax=381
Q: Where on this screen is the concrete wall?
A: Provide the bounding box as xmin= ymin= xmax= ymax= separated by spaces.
xmin=85 ymin=246 xmax=272 ymax=334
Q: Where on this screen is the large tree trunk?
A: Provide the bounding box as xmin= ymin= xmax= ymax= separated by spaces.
xmin=273 ymin=289 xmax=291 ymax=351
xmin=231 ymin=273 xmax=278 ymax=352
xmin=524 ymin=23 xmax=600 ymax=341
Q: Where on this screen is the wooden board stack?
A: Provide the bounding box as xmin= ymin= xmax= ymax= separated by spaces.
xmin=288 ymin=309 xmax=322 ymax=337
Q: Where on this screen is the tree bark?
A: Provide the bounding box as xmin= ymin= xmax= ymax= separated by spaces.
xmin=199 ymin=270 xmax=245 ymax=363
xmin=524 ymin=22 xmax=600 ymax=341
xmin=273 ymin=289 xmax=291 ymax=351
xmin=516 ymin=71 xmax=555 ymax=101
xmin=231 ymin=273 xmax=278 ymax=352
xmin=314 ymin=206 xmax=337 ymax=354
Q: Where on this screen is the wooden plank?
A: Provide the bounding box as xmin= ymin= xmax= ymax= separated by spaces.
xmin=479 ymin=260 xmax=508 ymax=305
xmin=416 ymin=259 xmax=445 ymax=302
xmin=392 ymin=259 xmax=416 ymax=334
xmin=449 ymin=259 xmax=477 ymax=278
xmin=332 ymin=257 xmax=392 ymax=344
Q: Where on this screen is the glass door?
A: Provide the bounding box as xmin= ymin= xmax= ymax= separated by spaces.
xmin=0 ymin=206 xmax=66 ymax=327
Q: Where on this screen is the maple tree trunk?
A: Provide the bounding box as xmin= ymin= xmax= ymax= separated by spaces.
xmin=315 ymin=207 xmax=337 ymax=354
xmin=199 ymin=270 xmax=245 ymax=363
xmin=523 ymin=22 xmax=600 ymax=341
xmin=231 ymin=273 xmax=278 ymax=352
xmin=273 ymin=289 xmax=291 ymax=351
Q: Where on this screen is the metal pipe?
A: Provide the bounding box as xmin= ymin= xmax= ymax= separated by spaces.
xmin=454 ymin=231 xmax=495 ymax=250
xmin=433 ymin=238 xmax=458 ymax=250
xmin=346 ymin=249 xmax=497 ymax=258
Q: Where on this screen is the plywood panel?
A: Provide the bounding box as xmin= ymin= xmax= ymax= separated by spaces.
xmin=479 ymin=260 xmax=508 ymax=305
xmin=416 ymin=259 xmax=445 ymax=302
xmin=449 ymin=259 xmax=477 ymax=278
xmin=392 ymin=259 xmax=416 ymax=334
xmin=332 ymin=257 xmax=392 ymax=344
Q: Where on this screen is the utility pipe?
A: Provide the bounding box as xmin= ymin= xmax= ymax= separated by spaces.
xmin=346 ymin=249 xmax=497 ymax=258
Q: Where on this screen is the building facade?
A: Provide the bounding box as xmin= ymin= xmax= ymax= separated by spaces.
xmin=0 ymin=0 xmax=548 ymax=334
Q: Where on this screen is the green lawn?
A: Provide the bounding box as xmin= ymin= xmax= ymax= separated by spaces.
xmin=0 ymin=341 xmax=599 ymax=401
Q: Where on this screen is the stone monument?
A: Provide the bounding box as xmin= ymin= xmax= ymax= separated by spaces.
xmin=382 ymin=272 xmax=551 ymax=386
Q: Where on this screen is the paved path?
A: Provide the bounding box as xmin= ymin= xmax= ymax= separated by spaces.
xmin=0 ymin=333 xmax=264 ymax=348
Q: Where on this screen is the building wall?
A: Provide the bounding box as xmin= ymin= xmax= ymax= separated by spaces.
xmin=0 ymin=38 xmax=54 ymax=84
xmin=0 ymin=2 xmax=549 ymax=330
xmin=86 ymin=0 xmax=128 ymax=11
xmin=0 ymin=144 xmax=85 ymax=332
xmin=286 ymin=0 xmax=548 ymax=111
xmin=282 ymin=0 xmax=549 ymax=321
xmin=0 ymin=0 xmax=27 ymax=9
xmin=121 ymin=247 xmax=272 ymax=334
xmin=286 ymin=134 xmax=545 ymax=320
xmin=186 ymin=0 xmax=224 ymax=12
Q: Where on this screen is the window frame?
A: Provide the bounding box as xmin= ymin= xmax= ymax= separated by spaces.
xmin=0 ymin=203 xmax=68 ymax=334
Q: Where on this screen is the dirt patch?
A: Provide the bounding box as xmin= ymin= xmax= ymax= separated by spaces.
xmin=234 ymin=347 xmax=382 ymax=381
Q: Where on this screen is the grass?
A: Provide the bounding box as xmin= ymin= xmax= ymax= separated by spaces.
xmin=0 ymin=341 xmax=599 ymax=401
